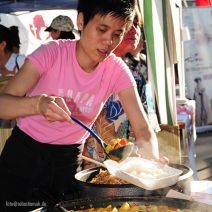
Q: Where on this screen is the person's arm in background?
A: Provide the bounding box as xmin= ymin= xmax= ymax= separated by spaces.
xmin=0 ymin=61 xmax=15 ymax=76
xmin=118 ymin=86 xmax=167 ymax=162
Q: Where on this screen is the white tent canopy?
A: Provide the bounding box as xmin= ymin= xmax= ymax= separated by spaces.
xmin=0 ymin=0 xmax=78 ymax=13
xmin=0 ymin=1 xmax=78 ymax=55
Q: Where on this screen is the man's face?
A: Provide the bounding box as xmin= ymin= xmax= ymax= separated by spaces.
xmin=114 ymin=19 xmax=141 ymax=57
xmin=0 ymin=41 xmax=7 ymax=62
xmin=77 ymin=13 xmax=129 ymax=70
xmin=50 ymin=29 xmax=60 ymax=40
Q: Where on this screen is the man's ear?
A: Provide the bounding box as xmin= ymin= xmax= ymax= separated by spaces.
xmin=77 ymin=12 xmax=84 ymax=31
xmin=0 ymin=41 xmax=7 ymax=51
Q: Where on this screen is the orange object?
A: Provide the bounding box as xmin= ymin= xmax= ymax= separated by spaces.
xmin=119 ymin=138 xmax=127 ymax=145
xmin=196 ymin=0 xmax=212 ymax=6
xmin=106 ymin=138 xmax=129 ymax=153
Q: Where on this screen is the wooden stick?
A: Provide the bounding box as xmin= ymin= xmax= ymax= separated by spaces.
xmin=81 ymin=155 xmax=106 ymax=168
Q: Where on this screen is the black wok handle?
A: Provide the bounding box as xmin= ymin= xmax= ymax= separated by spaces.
xmin=70 ymin=115 xmax=107 ymax=148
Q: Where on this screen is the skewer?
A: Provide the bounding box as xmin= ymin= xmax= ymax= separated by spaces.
xmin=81 ymin=155 xmax=106 ymax=168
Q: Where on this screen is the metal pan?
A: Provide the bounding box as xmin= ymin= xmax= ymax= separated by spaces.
xmin=74 ymin=164 xmax=193 ymax=198
xmin=53 ymin=196 xmax=212 ymax=212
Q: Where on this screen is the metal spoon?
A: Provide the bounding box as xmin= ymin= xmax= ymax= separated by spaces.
xmin=70 ymin=115 xmax=134 ymax=162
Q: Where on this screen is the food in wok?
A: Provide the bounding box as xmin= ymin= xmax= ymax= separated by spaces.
xmin=73 ymin=202 xmax=189 ymax=211
xmin=90 ymin=169 xmax=128 ymax=184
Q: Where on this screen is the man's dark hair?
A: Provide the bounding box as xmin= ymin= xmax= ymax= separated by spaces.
xmin=59 ymin=31 xmax=75 ymax=39
xmin=194 ymin=77 xmax=202 ymax=83
xmin=9 ymin=26 xmax=21 ymax=50
xmin=77 ymin=0 xmax=136 ymax=27
xmin=0 ymin=24 xmax=20 ymax=52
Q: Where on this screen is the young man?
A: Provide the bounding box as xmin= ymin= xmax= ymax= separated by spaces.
xmin=0 ymin=0 xmax=167 ymax=211
xmin=0 ymin=25 xmax=25 ymax=76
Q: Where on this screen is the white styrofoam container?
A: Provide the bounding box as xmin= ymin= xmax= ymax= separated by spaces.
xmin=104 ymin=157 xmax=183 ymax=190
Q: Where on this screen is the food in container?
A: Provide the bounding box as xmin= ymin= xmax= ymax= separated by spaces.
xmin=104 ymin=157 xmax=183 ymax=190
xmin=90 ymin=169 xmax=128 ymax=184
xmin=105 ymin=138 xmax=129 ymax=153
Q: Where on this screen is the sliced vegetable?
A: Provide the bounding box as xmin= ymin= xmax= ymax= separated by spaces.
xmin=106 ymin=138 xmax=129 ymax=153
xmin=119 ymin=138 xmax=127 ymax=145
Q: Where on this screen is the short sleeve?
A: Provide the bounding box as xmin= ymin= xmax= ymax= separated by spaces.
xmin=27 ymin=41 xmax=60 ymax=76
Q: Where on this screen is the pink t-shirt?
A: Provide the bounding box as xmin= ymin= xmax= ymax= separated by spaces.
xmin=17 ymin=40 xmax=136 ymax=144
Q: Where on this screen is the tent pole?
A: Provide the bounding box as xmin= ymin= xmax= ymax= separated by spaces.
xmin=182 ymin=0 xmax=188 ymax=8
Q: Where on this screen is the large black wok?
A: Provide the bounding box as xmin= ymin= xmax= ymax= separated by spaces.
xmin=74 ymin=163 xmax=193 ymax=198
xmin=53 ymin=196 xmax=212 ymax=212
